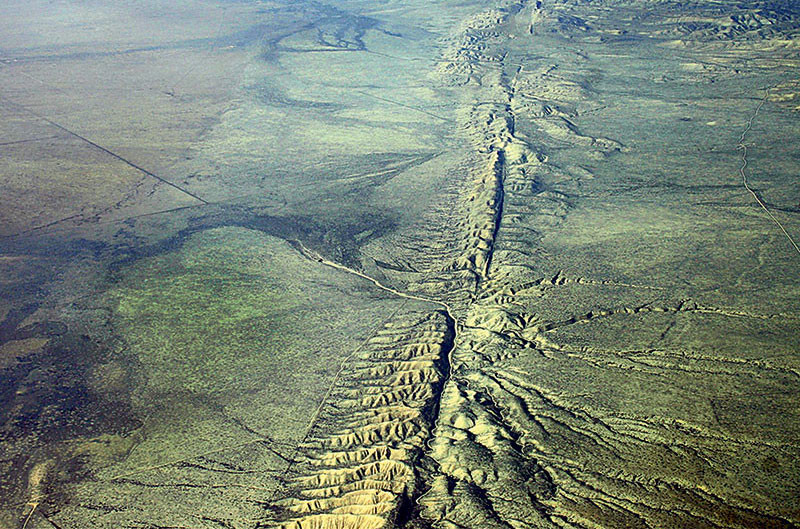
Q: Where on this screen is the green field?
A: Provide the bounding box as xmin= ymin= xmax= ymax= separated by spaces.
xmin=1 ymin=1 xmax=799 ymax=528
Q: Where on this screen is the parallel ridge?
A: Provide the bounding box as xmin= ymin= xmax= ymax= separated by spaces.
xmin=360 ymin=157 xmax=480 ymax=305
xmin=657 ymin=5 xmax=800 ymax=42
xmin=418 ymin=2 xmax=567 ymax=527
xmin=419 ymin=375 xmax=559 ymax=529
xmin=436 ymin=6 xmax=512 ymax=86
xmin=437 ymin=4 xmax=541 ymax=290
xmin=420 ymin=1 xmax=800 ymax=528
xmin=363 ymin=4 xmax=539 ymax=301
xmin=274 ymin=310 xmax=453 ymax=529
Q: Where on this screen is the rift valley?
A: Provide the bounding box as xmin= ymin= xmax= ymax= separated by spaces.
xmin=1 ymin=1 xmax=799 ymax=528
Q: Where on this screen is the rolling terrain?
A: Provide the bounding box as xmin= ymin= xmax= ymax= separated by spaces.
xmin=1 ymin=1 xmax=799 ymax=528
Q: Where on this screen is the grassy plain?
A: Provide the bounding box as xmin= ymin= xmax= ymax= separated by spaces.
xmin=1 ymin=1 xmax=799 ymax=528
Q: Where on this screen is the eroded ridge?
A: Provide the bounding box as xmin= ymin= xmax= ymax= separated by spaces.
xmin=364 ymin=3 xmax=560 ymax=301
xmin=415 ymin=1 xmax=800 ymax=528
xmin=272 ymin=310 xmax=453 ymax=529
xmin=414 ymin=0 xmax=800 ymax=527
xmin=436 ymin=6 xmax=546 ymax=293
xmin=416 ymin=2 xmax=569 ymax=527
xmin=418 ymin=292 xmax=565 ymax=528
xmin=436 ymin=4 xmax=520 ymax=87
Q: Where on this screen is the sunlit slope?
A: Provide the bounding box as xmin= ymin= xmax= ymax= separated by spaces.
xmin=1 ymin=0 xmax=799 ymax=528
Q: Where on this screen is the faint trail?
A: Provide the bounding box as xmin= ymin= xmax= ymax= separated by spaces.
xmin=0 ymin=60 xmax=73 ymax=97
xmin=290 ymin=239 xmax=456 ymax=317
xmin=300 ymin=300 xmax=409 ymax=437
xmin=0 ymin=96 xmax=209 ymax=205
xmin=21 ymin=503 xmax=37 ymax=529
xmin=267 ymin=240 xmax=461 ymax=509
xmin=0 ymin=187 xmax=293 ymax=240
xmin=0 ymin=136 xmax=59 ymax=147
xmin=106 ymin=438 xmax=282 ymax=481
xmin=289 ymin=239 xmax=459 ymax=388
xmin=166 ymin=5 xmax=228 ymax=97
xmin=353 ymin=90 xmax=450 ymax=121
xmin=261 ymin=298 xmax=411 ymax=510
xmin=737 ymin=88 xmax=800 ymax=257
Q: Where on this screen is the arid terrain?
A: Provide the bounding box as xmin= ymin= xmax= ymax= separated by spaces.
xmin=1 ymin=1 xmax=799 ymax=528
